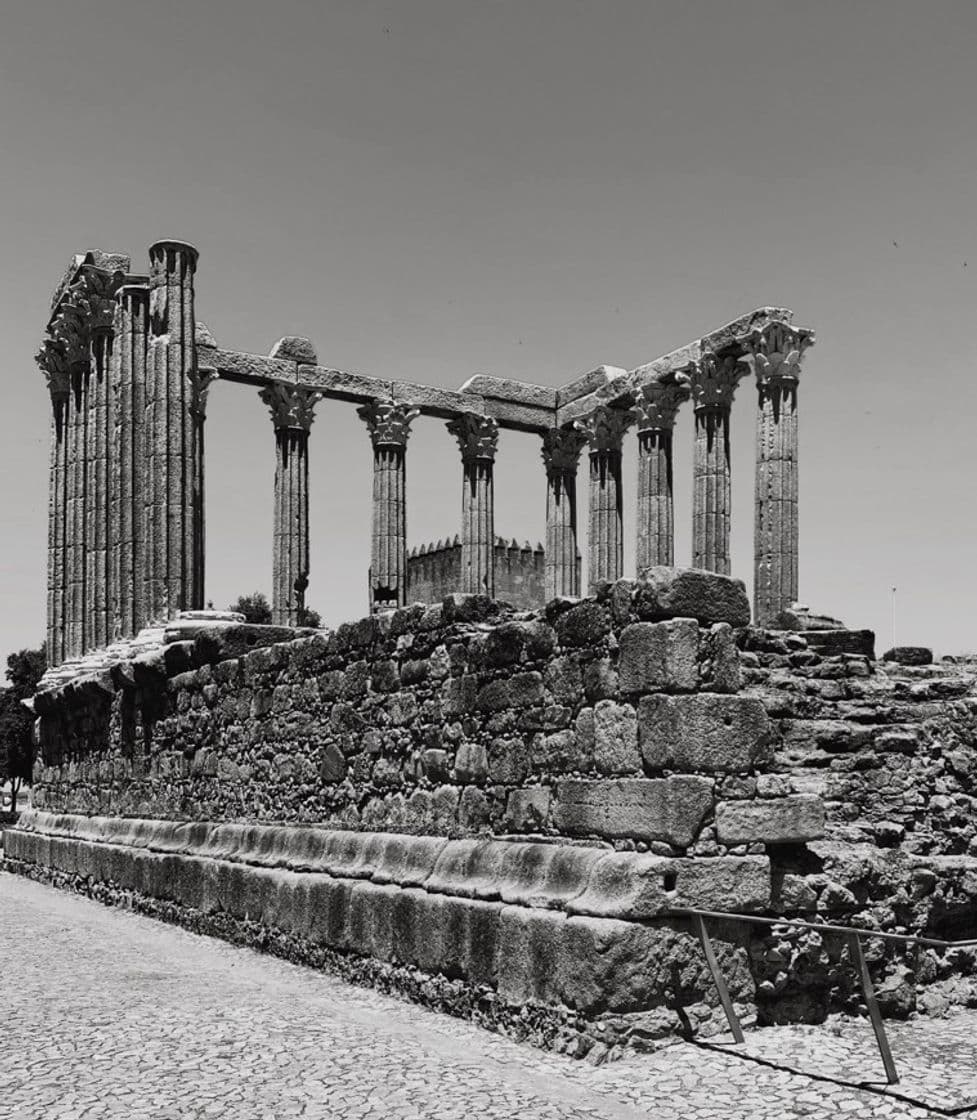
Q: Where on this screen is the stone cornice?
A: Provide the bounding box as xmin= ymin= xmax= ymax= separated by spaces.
xmin=259 ymin=383 xmax=324 ymax=433
xmin=574 ymin=405 xmax=633 ymax=452
xmin=540 ymin=427 xmax=588 ymax=475
xmin=447 ymin=413 xmax=499 ymax=462
xmin=357 ymin=400 xmax=420 ymax=448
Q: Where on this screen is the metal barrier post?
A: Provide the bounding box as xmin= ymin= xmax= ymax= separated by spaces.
xmin=848 ymin=932 xmax=899 ymax=1085
xmin=693 ymin=912 xmax=745 ymax=1044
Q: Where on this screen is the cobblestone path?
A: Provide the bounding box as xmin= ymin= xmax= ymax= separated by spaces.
xmin=3 ymin=872 xmax=976 ymax=1119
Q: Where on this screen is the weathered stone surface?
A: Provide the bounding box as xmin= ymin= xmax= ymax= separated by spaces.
xmin=802 ymin=629 xmax=875 ymax=658
xmin=618 ymin=619 xmax=698 ymax=694
xmin=715 ymin=795 xmax=825 ymax=845
xmin=551 ymin=777 xmax=714 ymax=846
xmin=638 ymin=694 xmax=775 ymax=773
xmin=592 ymin=700 xmax=640 ymax=774
xmin=669 ymin=855 xmax=770 ymax=912
xmin=631 ymin=567 xmax=751 ymax=627
xmin=504 ymin=787 xmax=551 ymax=831
xmin=269 ymin=336 xmax=317 ymax=364
xmin=882 ymin=646 xmax=933 ymax=667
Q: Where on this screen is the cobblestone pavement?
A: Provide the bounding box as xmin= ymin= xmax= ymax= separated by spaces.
xmin=3 ymin=871 xmax=977 ymax=1120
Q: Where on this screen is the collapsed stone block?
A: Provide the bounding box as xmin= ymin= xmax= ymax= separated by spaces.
xmin=715 ymin=795 xmax=825 ymax=845
xmin=631 ymin=567 xmax=751 ymax=627
xmin=618 ymin=620 xmax=698 ymax=694
xmin=638 ymin=694 xmax=775 ymax=773
xmin=552 ymin=776 xmax=714 ymax=846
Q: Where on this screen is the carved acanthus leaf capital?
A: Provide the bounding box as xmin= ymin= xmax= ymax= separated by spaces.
xmin=689 ymin=352 xmax=748 ymax=411
xmin=631 ymin=372 xmax=691 ymax=431
xmin=35 ymin=336 xmax=70 ymax=398
xmin=447 ymin=413 xmax=499 ymax=462
xmin=358 ymin=399 xmax=420 ymax=448
xmin=62 ymin=268 xmax=120 ymax=335
xmin=540 ymin=427 xmax=588 ymax=475
xmin=741 ymin=321 xmax=814 ymax=389
xmin=574 ymin=405 xmax=633 ymax=452
xmin=259 ymin=384 xmax=324 ymax=432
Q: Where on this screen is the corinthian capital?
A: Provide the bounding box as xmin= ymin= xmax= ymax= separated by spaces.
xmin=689 ymin=352 xmax=747 ymax=411
xmin=63 ymin=269 xmax=119 ymax=335
xmin=632 ymin=372 xmax=691 ymax=431
xmin=358 ymin=400 xmax=420 ymax=448
xmin=35 ymin=336 xmax=70 ymax=398
xmin=540 ymin=427 xmax=587 ymax=475
xmin=574 ymin=405 xmax=633 ymax=452
xmin=447 ymin=413 xmax=499 ymax=462
xmin=741 ymin=321 xmax=815 ymax=389
xmin=259 ymin=384 xmax=324 ymax=432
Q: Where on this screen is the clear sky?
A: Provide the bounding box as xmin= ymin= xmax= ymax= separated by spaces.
xmin=2 ymin=0 xmax=976 ymax=658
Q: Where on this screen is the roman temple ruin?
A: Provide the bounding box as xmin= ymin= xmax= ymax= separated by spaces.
xmin=34 ymin=242 xmax=812 ymax=666
xmin=12 ymin=238 xmax=977 ymax=1065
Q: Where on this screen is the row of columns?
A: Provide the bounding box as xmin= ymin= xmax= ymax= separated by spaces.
xmin=40 ymin=241 xmax=209 ymax=664
xmin=41 ymin=277 xmax=807 ymax=663
xmin=260 ymin=321 xmax=805 ymax=625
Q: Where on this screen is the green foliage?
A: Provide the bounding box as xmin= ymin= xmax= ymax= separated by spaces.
xmin=228 ymin=592 xmax=272 ymax=625
xmin=0 ymin=643 xmax=45 ymax=811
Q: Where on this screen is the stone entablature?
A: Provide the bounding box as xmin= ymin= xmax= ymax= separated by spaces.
xmin=36 ymin=240 xmax=815 ymax=665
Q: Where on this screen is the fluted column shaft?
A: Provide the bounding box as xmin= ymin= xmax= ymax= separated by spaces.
xmin=261 ymin=385 xmax=322 ymax=626
xmin=541 ymin=428 xmax=586 ymax=599
xmin=637 ymin=430 xmax=674 ymax=567
xmin=447 ymin=414 xmax=499 ymax=597
xmin=90 ymin=327 xmax=113 ymax=647
xmin=746 ymin=322 xmax=812 ymax=624
xmin=146 ymin=240 xmax=201 ymax=621
xmin=633 ymin=376 xmax=689 ymax=572
xmin=67 ymin=363 xmax=88 ymax=657
xmin=692 ymin=405 xmax=732 ymax=574
xmin=690 ymin=354 xmax=746 ymax=576
xmin=46 ymin=380 xmax=70 ymax=664
xmin=359 ymin=401 xmax=418 ymax=612
xmin=754 ymin=378 xmax=797 ymax=623
xmin=575 ymin=407 xmax=631 ymax=592
xmin=112 ymin=285 xmax=150 ymax=638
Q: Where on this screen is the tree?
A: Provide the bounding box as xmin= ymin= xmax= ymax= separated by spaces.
xmin=297 ymin=605 xmax=322 ymax=628
xmin=228 ymin=592 xmax=272 ymax=624
xmin=228 ymin=592 xmax=322 ymax=628
xmin=0 ymin=644 xmax=45 ymax=813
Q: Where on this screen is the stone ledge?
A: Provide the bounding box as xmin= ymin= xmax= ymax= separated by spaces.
xmin=8 ymin=811 xmax=770 ymax=918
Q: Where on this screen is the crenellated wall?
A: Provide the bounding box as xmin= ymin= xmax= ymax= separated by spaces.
xmin=406 ymin=537 xmax=559 ymax=613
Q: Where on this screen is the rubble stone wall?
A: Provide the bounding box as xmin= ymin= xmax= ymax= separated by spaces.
xmin=28 ymin=576 xmax=821 ymax=856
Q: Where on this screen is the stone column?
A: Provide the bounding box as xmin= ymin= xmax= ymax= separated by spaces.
xmin=358 ymin=400 xmax=419 ymax=612
xmin=146 ymin=239 xmax=202 ymax=622
xmin=446 ymin=414 xmax=499 ymax=596
xmin=746 ymin=322 xmax=813 ymax=625
xmin=632 ymin=374 xmax=690 ymax=571
xmin=540 ymin=427 xmax=586 ymax=600
xmin=260 ymin=384 xmax=323 ymax=626
xmin=89 ymin=324 xmax=114 ymax=648
xmin=112 ymin=284 xmax=150 ymax=638
xmin=574 ymin=407 xmax=632 ymax=592
xmin=37 ymin=340 xmax=70 ymax=665
xmin=689 ymin=353 xmax=747 ymax=575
